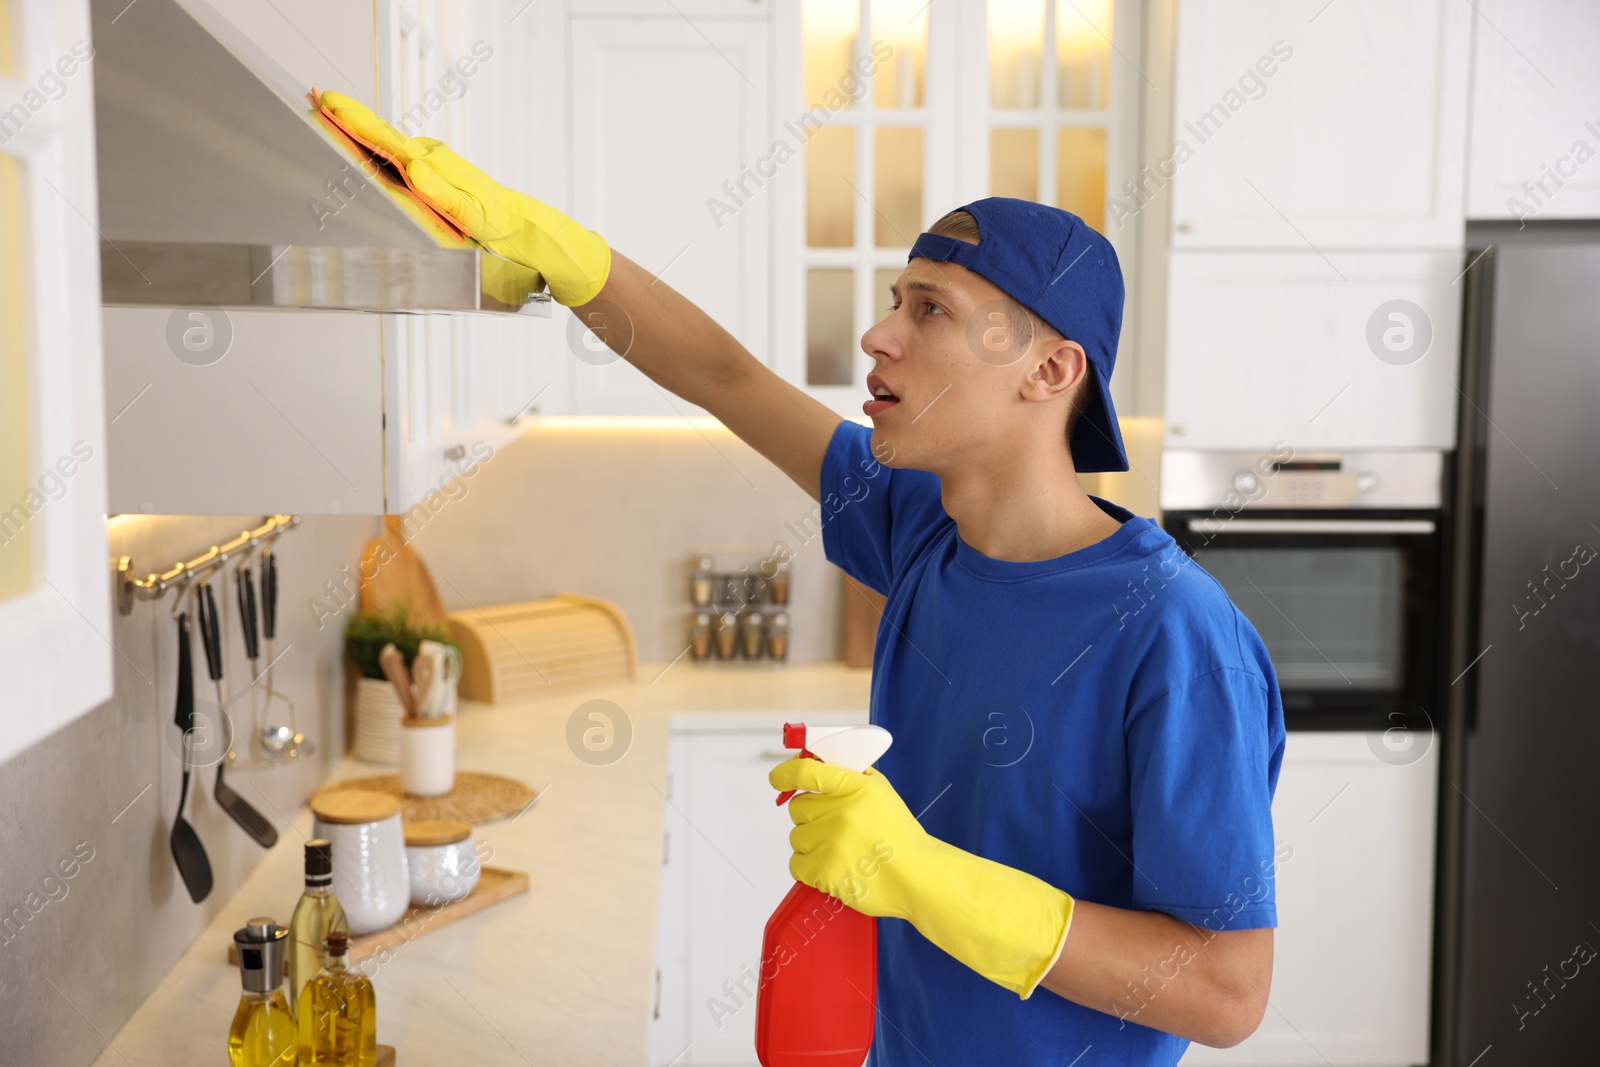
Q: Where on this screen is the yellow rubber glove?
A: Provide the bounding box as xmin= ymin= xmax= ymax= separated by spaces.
xmin=317 ymin=91 xmax=612 ymax=306
xmin=770 ymin=758 xmax=1075 ymax=999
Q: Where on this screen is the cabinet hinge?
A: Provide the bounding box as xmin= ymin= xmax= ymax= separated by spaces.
xmin=662 ymin=830 xmax=670 ymax=867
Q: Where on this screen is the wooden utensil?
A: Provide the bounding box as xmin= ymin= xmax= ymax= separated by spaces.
xmin=378 ymin=642 xmax=418 ymax=718
xmin=360 ymin=516 xmax=448 ymax=628
xmin=412 ymin=652 xmax=436 ymax=716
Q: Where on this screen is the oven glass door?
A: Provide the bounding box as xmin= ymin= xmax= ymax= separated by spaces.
xmin=1163 ymin=512 xmax=1443 ymax=730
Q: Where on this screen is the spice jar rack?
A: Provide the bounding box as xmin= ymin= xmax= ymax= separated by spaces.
xmin=687 ymin=546 xmax=792 ymax=664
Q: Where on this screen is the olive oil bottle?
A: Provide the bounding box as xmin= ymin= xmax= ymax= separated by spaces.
xmin=229 ymin=918 xmax=297 ymax=1067
xmin=288 ymin=838 xmax=348 ymax=1018
xmin=298 ymin=930 xmax=377 ymax=1066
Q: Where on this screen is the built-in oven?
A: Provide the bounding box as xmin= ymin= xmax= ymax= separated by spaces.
xmin=1159 ymin=450 xmax=1450 ymax=732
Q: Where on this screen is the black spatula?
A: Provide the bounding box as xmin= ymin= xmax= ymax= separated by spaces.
xmin=170 ymin=611 xmax=214 ymax=902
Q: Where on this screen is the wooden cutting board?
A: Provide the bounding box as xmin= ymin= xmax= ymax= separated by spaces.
xmin=360 ymin=516 xmax=449 ymax=628
xmin=229 ymin=867 xmax=529 ymax=967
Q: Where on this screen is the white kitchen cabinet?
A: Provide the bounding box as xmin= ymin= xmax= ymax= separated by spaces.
xmin=1181 ymin=732 xmax=1437 ymax=1067
xmin=1163 ymin=250 xmax=1460 ymax=451
xmin=652 ymin=713 xmax=867 ymax=1067
xmin=1169 ymin=0 xmax=1470 ymax=249
xmin=1465 ymin=0 xmax=1600 ymax=220
xmin=567 ymin=15 xmax=772 ymax=417
xmin=380 ymin=1 xmax=554 ymax=503
xmin=0 ymin=0 xmax=115 ymax=760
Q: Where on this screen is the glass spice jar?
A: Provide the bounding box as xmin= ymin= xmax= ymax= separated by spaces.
xmin=690 ymin=557 xmax=714 ymax=608
xmin=766 ymin=612 xmax=790 ymax=660
xmin=689 ymin=611 xmax=713 ymax=660
xmin=740 ymin=611 xmax=765 ymax=659
xmin=769 ymin=557 xmax=791 ymax=605
xmin=714 ymin=612 xmax=740 ymax=658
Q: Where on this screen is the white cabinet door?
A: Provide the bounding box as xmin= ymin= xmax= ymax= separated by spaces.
xmin=0 ymin=0 xmax=115 ymax=759
xmin=1163 ymin=251 xmax=1460 ymax=451
xmin=568 ymin=17 xmax=771 ymax=416
xmin=1169 ymin=0 xmax=1470 ymax=249
xmin=679 ymin=730 xmax=798 ymax=1065
xmin=1465 ymin=0 xmax=1600 ymax=220
xmin=1181 ymin=732 xmax=1437 ymax=1066
xmin=654 ymin=715 xmax=868 ymax=1067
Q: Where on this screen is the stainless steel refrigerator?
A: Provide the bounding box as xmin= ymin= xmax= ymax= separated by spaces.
xmin=1436 ymin=231 xmax=1600 ymax=1065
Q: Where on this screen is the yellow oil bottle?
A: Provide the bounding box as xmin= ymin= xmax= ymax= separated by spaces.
xmin=298 ymin=930 xmax=377 ymax=1066
xmin=228 ymin=918 xmax=297 ymax=1067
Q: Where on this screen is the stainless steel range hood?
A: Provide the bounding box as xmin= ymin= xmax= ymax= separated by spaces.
xmin=89 ymin=0 xmax=549 ymax=315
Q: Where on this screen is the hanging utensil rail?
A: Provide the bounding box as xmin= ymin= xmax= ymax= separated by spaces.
xmin=115 ymin=515 xmax=301 ymax=616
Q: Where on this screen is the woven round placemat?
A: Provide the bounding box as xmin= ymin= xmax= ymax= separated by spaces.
xmin=310 ymin=771 xmax=536 ymax=825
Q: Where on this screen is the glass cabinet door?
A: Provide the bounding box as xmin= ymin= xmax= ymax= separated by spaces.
xmin=0 ymin=0 xmax=116 ymax=760
xmin=799 ymin=0 xmax=930 ymax=391
xmin=786 ymin=0 xmax=1138 ymax=414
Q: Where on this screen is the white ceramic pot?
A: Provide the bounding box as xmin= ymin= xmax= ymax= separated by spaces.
xmin=353 ymin=677 xmax=404 ymax=765
xmin=311 ymin=790 xmax=410 ymax=935
xmin=404 ymin=820 xmax=480 ymax=906
xmin=400 ymin=714 xmax=455 ymax=797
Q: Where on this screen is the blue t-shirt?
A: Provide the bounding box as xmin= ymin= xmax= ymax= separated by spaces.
xmin=818 ymin=421 xmax=1286 ymax=1067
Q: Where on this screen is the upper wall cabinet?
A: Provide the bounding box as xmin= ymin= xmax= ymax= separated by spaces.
xmin=565 ymin=15 xmax=772 ymax=417
xmin=0 ymin=0 xmax=115 ymax=758
xmin=1168 ymin=0 xmax=1471 ymax=250
xmin=1164 ymin=251 xmax=1460 ymax=451
xmin=1465 ymin=0 xmax=1600 ymax=220
xmin=547 ymin=0 xmax=1147 ymax=418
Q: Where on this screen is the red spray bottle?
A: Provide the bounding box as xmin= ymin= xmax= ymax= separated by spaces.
xmin=756 ymin=722 xmax=894 ymax=1067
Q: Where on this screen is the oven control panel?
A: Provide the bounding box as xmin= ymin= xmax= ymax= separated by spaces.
xmin=1162 ymin=450 xmax=1445 ymax=511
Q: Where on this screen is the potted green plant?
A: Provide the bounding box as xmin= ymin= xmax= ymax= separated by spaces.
xmin=344 ymin=605 xmax=455 ymax=763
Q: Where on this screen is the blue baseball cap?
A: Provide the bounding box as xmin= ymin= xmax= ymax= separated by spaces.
xmin=908 ymin=198 xmax=1128 ymax=473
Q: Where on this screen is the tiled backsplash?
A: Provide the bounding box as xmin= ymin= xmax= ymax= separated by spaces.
xmin=405 ymin=419 xmax=849 ymax=663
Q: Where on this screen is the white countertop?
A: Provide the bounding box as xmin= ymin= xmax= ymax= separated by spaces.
xmin=95 ymin=662 xmax=870 ymax=1067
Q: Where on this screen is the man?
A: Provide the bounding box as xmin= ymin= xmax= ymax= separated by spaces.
xmin=320 ymin=92 xmax=1286 ymax=1066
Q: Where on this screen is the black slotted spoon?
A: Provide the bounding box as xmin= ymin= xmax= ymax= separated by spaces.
xmin=170 ymin=609 xmax=213 ymax=902
xmin=194 ymin=578 xmax=278 ymax=848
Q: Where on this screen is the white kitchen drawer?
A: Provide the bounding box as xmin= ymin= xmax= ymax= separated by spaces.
xmin=1164 ymin=250 xmax=1461 ymax=451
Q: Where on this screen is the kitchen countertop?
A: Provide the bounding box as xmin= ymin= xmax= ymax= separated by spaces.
xmin=94 ymin=662 xmax=870 ymax=1067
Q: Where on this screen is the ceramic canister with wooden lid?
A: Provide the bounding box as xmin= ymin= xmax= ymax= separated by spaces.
xmin=404 ymin=819 xmax=480 ymax=906
xmin=311 ymin=790 xmax=409 ymax=934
